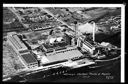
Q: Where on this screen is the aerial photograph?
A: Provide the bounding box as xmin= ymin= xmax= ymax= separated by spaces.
xmin=3 ymin=4 xmax=124 ymax=83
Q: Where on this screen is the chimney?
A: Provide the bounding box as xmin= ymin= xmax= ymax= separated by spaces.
xmin=92 ymin=21 xmax=96 ymax=42
xmin=74 ymin=21 xmax=77 ymax=38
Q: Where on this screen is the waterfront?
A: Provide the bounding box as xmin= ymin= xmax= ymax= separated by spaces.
xmin=27 ymin=59 xmax=120 ymax=82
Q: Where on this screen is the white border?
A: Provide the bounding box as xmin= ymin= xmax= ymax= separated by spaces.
xmin=3 ymin=4 xmax=125 ymax=83
xmin=3 ymin=4 xmax=123 ymax=7
xmin=121 ymin=4 xmax=125 ymax=83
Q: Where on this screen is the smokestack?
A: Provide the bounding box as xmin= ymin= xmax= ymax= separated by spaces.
xmin=74 ymin=21 xmax=77 ymax=38
xmin=92 ymin=21 xmax=96 ymax=42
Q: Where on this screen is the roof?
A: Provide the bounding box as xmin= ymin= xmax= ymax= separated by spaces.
xmin=83 ymin=40 xmax=94 ymax=49
xmin=8 ymin=34 xmax=28 ymax=50
xmin=21 ymin=53 xmax=37 ymax=64
xmin=46 ymin=48 xmax=83 ymax=63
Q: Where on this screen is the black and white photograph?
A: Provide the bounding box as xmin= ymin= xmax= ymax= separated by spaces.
xmin=2 ymin=4 xmax=125 ymax=83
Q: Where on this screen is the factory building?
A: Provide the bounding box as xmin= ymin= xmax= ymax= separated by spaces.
xmin=20 ymin=52 xmax=38 ymax=68
xmin=7 ymin=32 xmax=38 ymax=68
xmin=42 ymin=33 xmax=72 ymax=53
xmin=7 ymin=32 xmax=28 ymax=54
xmin=43 ymin=47 xmax=83 ymax=65
xmin=77 ymin=37 xmax=95 ymax=54
xmin=74 ymin=22 xmax=95 ymax=54
xmin=82 ymin=40 xmax=95 ymax=54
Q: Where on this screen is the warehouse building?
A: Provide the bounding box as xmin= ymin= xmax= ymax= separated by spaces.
xmin=7 ymin=32 xmax=28 ymax=54
xmin=45 ymin=47 xmax=83 ymax=63
xmin=7 ymin=32 xmax=38 ymax=68
xmin=20 ymin=52 xmax=38 ymax=68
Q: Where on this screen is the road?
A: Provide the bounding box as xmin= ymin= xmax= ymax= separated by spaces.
xmin=7 ymin=7 xmax=29 ymax=28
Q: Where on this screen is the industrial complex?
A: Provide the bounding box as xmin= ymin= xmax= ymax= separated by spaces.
xmin=6 ymin=22 xmax=96 ymax=69
xmin=3 ymin=6 xmax=121 ymax=82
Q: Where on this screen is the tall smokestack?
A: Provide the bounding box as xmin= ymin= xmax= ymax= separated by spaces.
xmin=92 ymin=21 xmax=96 ymax=42
xmin=74 ymin=21 xmax=77 ymax=38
